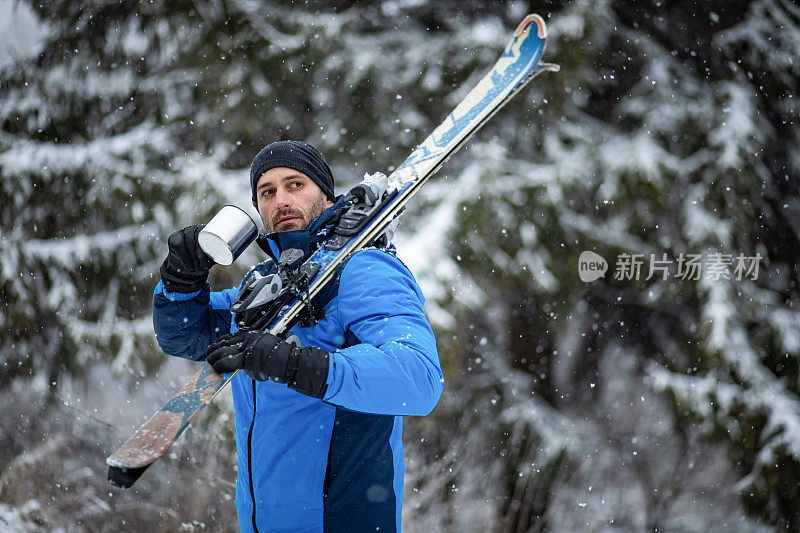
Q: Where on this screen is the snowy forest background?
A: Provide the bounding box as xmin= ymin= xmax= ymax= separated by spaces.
xmin=1 ymin=0 xmax=799 ymax=530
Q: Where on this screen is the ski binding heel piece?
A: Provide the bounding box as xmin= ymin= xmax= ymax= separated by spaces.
xmin=231 ymin=271 xmax=284 ymax=314
xmin=326 ymin=189 xmax=399 ymax=251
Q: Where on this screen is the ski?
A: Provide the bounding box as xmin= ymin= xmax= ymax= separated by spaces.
xmin=107 ymin=13 xmax=559 ymax=488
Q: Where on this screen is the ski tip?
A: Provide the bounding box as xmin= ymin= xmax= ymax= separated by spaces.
xmin=542 ymin=62 xmax=561 ymax=73
xmin=514 ymin=14 xmax=547 ymax=40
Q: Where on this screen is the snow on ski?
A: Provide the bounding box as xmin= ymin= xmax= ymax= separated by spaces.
xmin=107 ymin=13 xmax=558 ymax=489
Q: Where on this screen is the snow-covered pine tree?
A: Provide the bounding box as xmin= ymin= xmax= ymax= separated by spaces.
xmin=0 ymin=1 xmax=532 ymax=529
xmin=4 ymin=0 xmax=798 ymax=530
xmin=398 ymin=0 xmax=800 ymax=529
xmin=0 ymin=1 xmax=245 ymax=529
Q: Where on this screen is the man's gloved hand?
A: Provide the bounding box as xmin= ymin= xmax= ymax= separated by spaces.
xmin=206 ymin=329 xmax=329 ymax=399
xmin=159 ymin=225 xmax=215 ymax=293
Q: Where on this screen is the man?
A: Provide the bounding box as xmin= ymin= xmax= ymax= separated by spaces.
xmin=153 ymin=140 xmax=443 ymax=532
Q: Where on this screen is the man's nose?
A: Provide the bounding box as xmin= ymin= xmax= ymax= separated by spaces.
xmin=274 ymin=188 xmax=292 ymax=207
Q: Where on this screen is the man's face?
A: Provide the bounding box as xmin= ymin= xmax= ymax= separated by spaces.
xmin=254 ymin=167 xmax=333 ymax=232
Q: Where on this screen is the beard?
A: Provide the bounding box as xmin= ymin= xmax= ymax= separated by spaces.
xmin=262 ymin=192 xmax=330 ymax=233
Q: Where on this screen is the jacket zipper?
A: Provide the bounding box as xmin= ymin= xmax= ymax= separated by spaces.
xmin=248 ymin=378 xmax=259 ymax=533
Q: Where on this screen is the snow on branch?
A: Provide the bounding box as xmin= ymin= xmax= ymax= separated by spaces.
xmin=20 ymin=222 xmax=160 ymax=269
xmin=395 ymin=142 xmax=510 ymax=328
xmin=650 ymin=277 xmax=800 ymax=472
xmin=716 ymin=0 xmax=800 ymax=79
xmin=0 ymin=121 xmax=173 ymax=179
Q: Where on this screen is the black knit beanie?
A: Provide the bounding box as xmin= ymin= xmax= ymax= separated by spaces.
xmin=250 ymin=140 xmax=335 ymax=202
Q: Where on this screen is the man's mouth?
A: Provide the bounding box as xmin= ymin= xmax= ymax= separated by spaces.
xmin=276 ymin=215 xmax=299 ymax=227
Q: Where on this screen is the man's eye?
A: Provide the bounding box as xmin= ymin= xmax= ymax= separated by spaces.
xmin=291 ymin=181 xmax=303 ymax=188
xmin=261 ymin=189 xmax=274 ymax=197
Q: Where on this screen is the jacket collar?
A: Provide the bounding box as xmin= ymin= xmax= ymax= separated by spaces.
xmin=256 ymin=195 xmax=347 ymax=262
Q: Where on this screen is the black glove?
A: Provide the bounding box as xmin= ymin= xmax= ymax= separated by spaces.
xmin=206 ymin=329 xmax=329 ymax=399
xmin=159 ymin=225 xmax=215 ymax=293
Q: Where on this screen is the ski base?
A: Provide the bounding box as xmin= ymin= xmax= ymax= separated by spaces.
xmin=106 ymin=364 xmax=230 ymax=480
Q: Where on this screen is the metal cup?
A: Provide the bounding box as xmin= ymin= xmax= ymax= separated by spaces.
xmin=198 ymin=205 xmax=258 ymax=265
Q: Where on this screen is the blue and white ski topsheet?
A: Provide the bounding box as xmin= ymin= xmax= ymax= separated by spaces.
xmin=395 ymin=14 xmax=556 ymax=182
xmin=286 ymin=14 xmax=558 ymax=322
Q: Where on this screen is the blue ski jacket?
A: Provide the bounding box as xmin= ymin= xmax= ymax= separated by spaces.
xmin=152 ymin=214 xmax=442 ymax=532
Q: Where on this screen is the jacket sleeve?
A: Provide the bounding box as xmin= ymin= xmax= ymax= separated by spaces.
xmin=152 ymin=280 xmax=239 ymax=361
xmin=322 ymin=250 xmax=443 ymax=416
